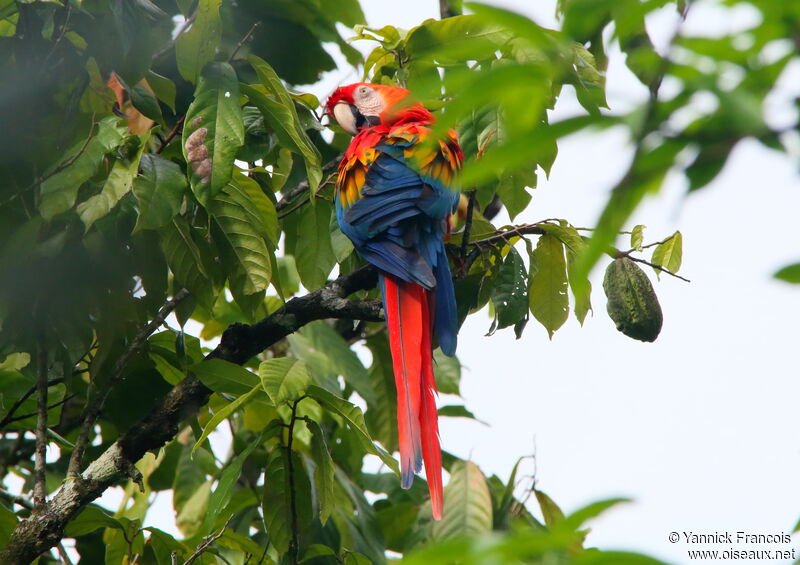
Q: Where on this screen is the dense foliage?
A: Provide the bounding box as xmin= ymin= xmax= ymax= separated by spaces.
xmin=0 ymin=0 xmax=797 ymax=563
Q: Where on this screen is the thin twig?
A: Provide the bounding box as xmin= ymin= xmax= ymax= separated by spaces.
xmin=56 ymin=543 xmax=74 ymax=565
xmin=0 ymin=378 xmax=64 ymax=431
xmin=275 ymin=157 xmax=342 ymax=212
xmin=0 ymin=117 xmax=97 ymax=208
xmin=33 ymin=344 xmax=48 ymax=507
xmin=3 ymin=395 xmax=76 ymax=426
xmin=68 ymin=289 xmax=190 ymax=476
xmin=182 ymin=517 xmax=231 ymax=565
xmin=228 ymin=22 xmax=260 ymax=62
xmin=156 ymin=116 xmax=186 ymax=155
xmin=625 ymin=255 xmax=691 ymax=283
xmin=0 ymin=488 xmax=33 ymax=510
xmin=152 ymin=11 xmax=197 ymax=60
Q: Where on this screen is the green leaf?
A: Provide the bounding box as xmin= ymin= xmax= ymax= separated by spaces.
xmin=294 ymin=321 xmax=376 ymax=406
xmin=175 ymin=0 xmax=222 ymax=83
xmin=294 ymin=201 xmax=337 ymax=290
xmin=192 ymin=384 xmax=263 ymax=455
xmin=438 ymin=405 xmax=485 ymax=424
xmin=306 ymin=385 xmax=398 ymax=472
xmin=182 ymin=62 xmax=245 ymax=206
xmin=146 ymin=528 xmax=189 ymax=565
xmin=406 ymin=14 xmax=509 ymax=63
xmin=330 ymin=212 xmax=354 ymax=263
xmin=176 ymin=480 xmax=212 ymax=538
xmin=0 ymin=352 xmax=30 ymax=371
xmin=77 ymin=133 xmax=148 ymax=231
xmin=650 ymin=231 xmax=682 ymax=278
xmin=496 ymin=169 xmax=535 ymax=221
xmin=432 ymin=461 xmax=493 ymax=541
xmin=146 ymin=70 xmax=177 ymax=112
xmin=159 ymin=216 xmax=215 ymax=309
xmin=433 ymin=349 xmax=461 ymax=395
xmin=529 ymin=234 xmax=569 ymax=338
xmin=197 ymin=433 xmax=262 ymax=537
xmin=133 ymin=153 xmax=188 ymax=231
xmin=490 ymin=246 xmax=528 ymax=331
xmin=630 ymin=225 xmax=645 ymax=251
xmin=534 ymin=488 xmax=565 ymax=526
xmin=192 ymin=358 xmax=260 ymax=396
xmin=564 ymin=498 xmax=631 ymax=531
xmin=307 ymin=419 xmax=335 ymax=524
xmin=246 ymin=55 xmax=322 ymax=190
xmin=232 ymin=173 xmax=279 ymax=248
xmin=209 ymin=182 xmax=273 ymax=295
xmin=258 ymin=357 xmax=311 ymax=405
xmin=65 ymin=504 xmax=124 ymax=537
xmin=40 ymin=117 xmax=127 ymax=220
xmin=262 ymin=453 xmax=292 ymax=553
xmin=775 ymin=263 xmax=800 ymax=284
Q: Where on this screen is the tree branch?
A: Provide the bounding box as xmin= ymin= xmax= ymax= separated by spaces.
xmin=0 ymin=268 xmax=380 ymax=564
xmin=33 ymin=344 xmax=48 ymax=507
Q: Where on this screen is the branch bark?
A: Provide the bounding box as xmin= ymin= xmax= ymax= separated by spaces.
xmin=33 ymin=344 xmax=48 ymax=507
xmin=0 ymin=267 xmax=380 ymax=565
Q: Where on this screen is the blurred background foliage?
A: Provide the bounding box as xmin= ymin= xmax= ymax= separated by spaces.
xmin=0 ymin=0 xmax=797 ymax=563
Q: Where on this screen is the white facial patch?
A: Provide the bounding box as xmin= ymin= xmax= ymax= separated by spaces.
xmin=332 ymin=103 xmax=357 ymax=135
xmin=354 ymin=85 xmax=384 ymax=117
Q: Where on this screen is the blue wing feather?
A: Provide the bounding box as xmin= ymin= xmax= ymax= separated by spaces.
xmin=336 ymin=143 xmax=459 ymax=354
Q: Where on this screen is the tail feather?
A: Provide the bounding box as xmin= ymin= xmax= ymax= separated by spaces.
xmin=420 ymin=292 xmax=443 ymax=519
xmin=381 ymin=273 xmax=444 ymax=518
xmin=381 ymin=274 xmax=424 ymax=488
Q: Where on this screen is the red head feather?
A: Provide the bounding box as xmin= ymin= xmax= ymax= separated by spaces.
xmin=326 ymin=83 xmax=419 ymax=127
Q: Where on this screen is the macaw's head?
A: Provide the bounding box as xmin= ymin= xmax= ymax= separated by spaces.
xmin=326 ymin=83 xmax=411 ymax=135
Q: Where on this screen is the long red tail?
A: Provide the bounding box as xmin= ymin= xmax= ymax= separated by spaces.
xmin=383 ymin=275 xmax=443 ymax=519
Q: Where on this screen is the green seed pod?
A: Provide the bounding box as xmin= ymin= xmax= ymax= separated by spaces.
xmin=603 ymin=257 xmax=663 ymax=342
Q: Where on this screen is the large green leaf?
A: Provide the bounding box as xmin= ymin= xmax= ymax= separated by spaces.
xmin=490 ymin=246 xmax=529 ymax=330
xmin=294 ymin=201 xmax=337 ymax=290
xmin=192 ymin=359 xmax=261 ymax=396
xmin=432 ymin=461 xmax=493 ymax=541
xmin=159 ymin=216 xmax=215 ymax=309
xmin=246 ymin=55 xmax=322 ymax=190
xmin=192 ymin=384 xmax=263 ymax=455
xmin=133 ymin=153 xmax=188 ymax=231
xmin=307 ymin=385 xmax=398 ymax=472
xmin=175 ymin=0 xmax=222 ymax=83
xmin=529 ymin=234 xmax=569 ymax=338
xmin=293 ymin=321 xmax=376 ymax=406
xmin=77 ymin=133 xmax=148 ymax=231
xmin=39 ymin=117 xmax=127 ymax=220
xmin=307 ymin=419 xmax=335 ymax=525
xmin=258 ymin=357 xmax=310 ymax=405
xmin=232 ymin=173 xmax=279 ymax=248
xmin=197 ymin=434 xmax=262 ymax=538
xmin=262 ymin=453 xmax=292 ymax=553
xmin=182 ymin=62 xmax=244 ymax=206
xmin=209 ymin=182 xmax=273 ymax=295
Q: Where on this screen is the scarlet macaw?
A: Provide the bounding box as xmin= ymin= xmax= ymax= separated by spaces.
xmin=326 ymin=83 xmax=462 ymax=519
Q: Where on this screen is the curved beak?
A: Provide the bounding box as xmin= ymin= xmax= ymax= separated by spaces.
xmin=332 ymin=102 xmax=358 ymax=135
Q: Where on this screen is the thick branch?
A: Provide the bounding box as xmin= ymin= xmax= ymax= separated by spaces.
xmin=0 ymin=267 xmax=380 ymax=565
